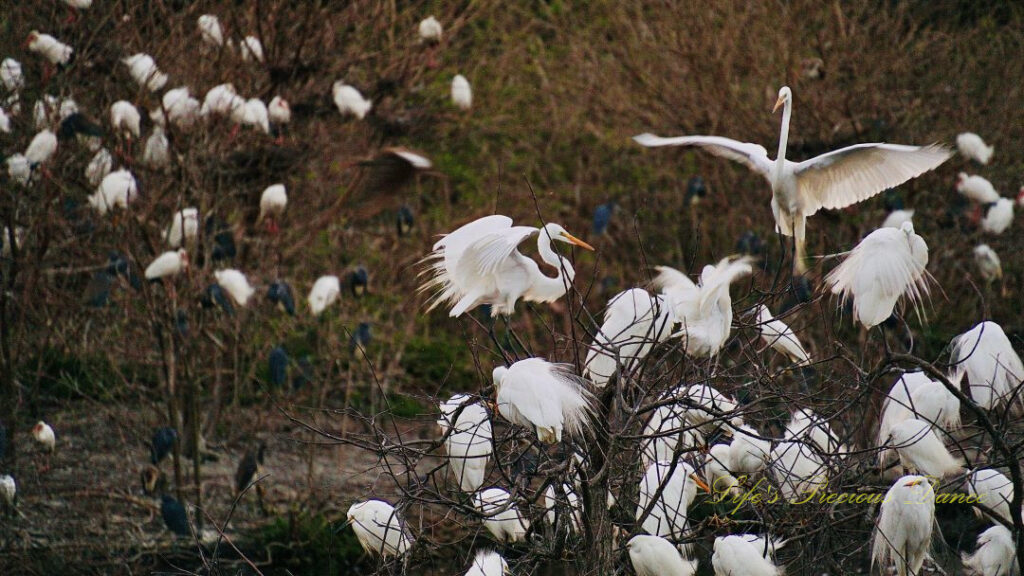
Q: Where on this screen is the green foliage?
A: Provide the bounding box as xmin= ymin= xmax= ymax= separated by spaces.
xmin=401 ymin=334 xmax=479 ymax=393
xmin=25 ymin=347 xmax=128 ymax=401
xmin=251 ymin=511 xmax=367 ymax=574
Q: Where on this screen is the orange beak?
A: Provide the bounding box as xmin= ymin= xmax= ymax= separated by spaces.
xmin=559 ymin=231 xmax=595 ymax=251
xmin=691 ymin=474 xmax=711 ymax=493
xmin=772 ymin=95 xmax=786 ymax=114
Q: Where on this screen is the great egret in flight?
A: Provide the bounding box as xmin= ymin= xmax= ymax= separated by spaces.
xmin=421 ymin=215 xmax=594 ymax=317
xmin=634 ymin=86 xmax=951 ymax=274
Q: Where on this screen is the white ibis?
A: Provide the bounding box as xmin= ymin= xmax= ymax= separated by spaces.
xmin=144 ymin=249 xmax=189 ymax=280
xmin=268 ymin=96 xmax=290 ymax=143
xmin=159 ymin=87 xmax=200 ymax=129
xmin=452 ymin=74 xmax=472 ymax=110
xmin=308 ymin=275 xmax=341 ymax=316
xmin=230 ymin=98 xmax=270 ymax=135
xmin=201 ymin=83 xmax=243 ymax=117
xmin=25 ymin=129 xmax=58 ymax=168
xmin=166 ymin=208 xmax=198 ymax=248
xmin=981 ymin=197 xmax=1014 ymax=234
xmin=258 ymin=184 xmax=287 ymax=233
xmin=332 ymin=82 xmax=372 ymax=119
xmin=88 ymin=169 xmax=138 ymax=214
xmin=214 ymin=269 xmax=256 ymax=306
xmin=956 ymin=132 xmax=994 ymax=165
xmin=32 ymin=421 xmax=55 ymax=470
xmin=26 ymin=31 xmax=73 ymax=67
xmin=198 ymin=15 xmax=225 ymax=47
xmin=973 ymin=244 xmax=1003 ymax=284
xmin=121 ymin=53 xmax=168 ymax=92
xmin=956 ymin=173 xmax=999 ymax=204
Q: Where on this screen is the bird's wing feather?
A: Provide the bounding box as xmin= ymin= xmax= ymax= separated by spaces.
xmin=432 ymin=215 xmax=513 ymax=252
xmin=634 ymin=134 xmax=774 ymax=177
xmin=795 ymin=143 xmax=951 ymax=214
xmin=459 ymin=226 xmax=538 ymax=279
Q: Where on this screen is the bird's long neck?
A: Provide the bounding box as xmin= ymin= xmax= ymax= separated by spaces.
xmin=531 ymin=230 xmax=575 ymax=301
xmin=775 ymin=99 xmax=792 ymax=181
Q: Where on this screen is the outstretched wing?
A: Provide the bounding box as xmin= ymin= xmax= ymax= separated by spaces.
xmin=634 ymin=134 xmax=774 ymax=177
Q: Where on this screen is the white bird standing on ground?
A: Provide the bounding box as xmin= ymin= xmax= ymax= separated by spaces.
xmin=754 ymin=305 xmax=810 ymax=365
xmin=26 ymin=32 xmax=73 ymax=66
xmin=85 ymin=148 xmax=113 ymax=186
xmin=122 ymin=53 xmax=168 ymax=92
xmin=88 ymin=169 xmax=139 ymax=214
xmin=962 ymin=525 xmax=1017 ymax=576
xmin=143 ymin=127 xmax=171 ymax=169
xmin=957 ymin=173 xmax=1000 ymax=204
xmin=214 ymin=270 xmax=256 ymax=306
xmin=957 ymin=132 xmax=995 ymax=164
xmin=637 ymin=460 xmax=709 ymax=544
xmin=437 ymin=394 xmax=492 ymax=493
xmin=110 ymin=101 xmax=141 ymax=140
xmin=166 ymin=208 xmax=199 ymax=248
xmin=712 ymin=534 xmax=784 ymax=576
xmin=239 ymin=36 xmax=265 ymax=63
xmin=584 ymin=288 xmax=673 ymax=387
xmin=491 ymin=358 xmax=593 ymax=443
xmin=198 ymin=15 xmax=224 ymax=47
xmin=258 ymin=184 xmax=288 ymax=232
xmin=25 ymin=129 xmax=58 ymax=166
xmin=628 ymin=534 xmax=698 ymax=576
xmin=421 ymin=215 xmax=594 ymax=318
xmin=419 ymin=16 xmax=443 ymax=43
xmin=973 ymin=244 xmax=1003 ymax=284
xmin=873 ymin=475 xmax=935 ymax=576
xmin=882 ymin=209 xmax=915 ymax=229
xmin=966 ymin=468 xmax=1015 ymax=524
xmin=653 ymin=257 xmax=754 ymax=357
xmin=951 ymin=321 xmax=1024 ymax=410
xmin=452 ymin=74 xmax=472 ymax=110
xmin=728 ymin=424 xmax=771 ymax=475
xmin=635 ymin=86 xmax=950 ymax=274
xmin=1 ymin=58 xmax=23 ymax=91
xmin=474 ymin=487 xmax=529 ymax=543
xmin=981 ymin=197 xmax=1014 ymax=234
xmin=705 ymin=444 xmax=742 ymax=496
xmin=771 ymin=439 xmax=826 ymax=500
xmin=464 ymin=550 xmax=508 ymax=576
xmin=308 ymin=275 xmax=341 ymax=316
xmin=32 ymin=421 xmax=56 ymax=452
xmin=886 ymin=418 xmax=962 ymax=478
xmin=145 ymin=250 xmax=189 ymax=280
xmin=346 ymin=499 xmax=414 ymax=557
xmin=826 ymin=221 xmax=929 ymax=328
xmin=332 ymin=82 xmax=372 ymax=119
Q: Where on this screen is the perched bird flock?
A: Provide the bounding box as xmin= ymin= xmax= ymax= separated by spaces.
xmin=0 ymin=4 xmax=1021 ymax=576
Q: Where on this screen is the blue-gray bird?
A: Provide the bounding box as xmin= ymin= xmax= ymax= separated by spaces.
xmin=83 ymin=271 xmax=113 ymax=307
xmin=592 ymin=202 xmax=615 ymax=236
xmin=685 ymin=175 xmax=707 ymax=205
xmin=396 ymin=205 xmax=415 ymax=237
xmin=269 ymin=347 xmax=288 ymax=387
xmin=267 ymin=280 xmax=295 ymax=316
xmin=150 ymin=427 xmax=177 ymax=465
xmin=348 ymin=267 xmax=368 ymax=298
xmin=161 ymin=495 xmax=190 ymax=536
xmin=350 ymin=322 xmax=372 ymax=352
xmin=201 ymin=284 xmax=235 ymax=316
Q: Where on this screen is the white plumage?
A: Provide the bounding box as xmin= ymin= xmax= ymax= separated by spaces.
xmin=826 ymin=221 xmax=929 ymax=328
xmin=122 ymin=53 xmax=168 ymax=92
xmin=239 ymin=36 xmax=265 ymax=63
xmin=637 ymin=460 xmax=706 ymax=543
xmin=882 ymin=209 xmax=915 ymax=229
xmin=145 ymin=249 xmax=189 ymax=280
xmin=635 ymin=86 xmax=950 ymax=274
xmin=628 ymin=534 xmax=698 ymax=576
xmin=1 ymin=227 xmax=22 ymax=258
xmin=728 ymin=424 xmax=771 ymax=475
xmin=421 ymin=215 xmax=593 ymax=317
xmin=307 ymin=275 xmax=341 ymax=316
xmin=143 ymin=127 xmax=171 ymax=169
xmin=85 ymin=148 xmax=113 ymax=186
xmin=268 ymin=96 xmax=291 ymax=126
xmin=27 ymin=32 xmax=73 ymax=65
xmin=473 ymin=487 xmax=529 ymax=543
xmin=981 ymin=198 xmax=1014 ymax=235
xmin=332 ymin=82 xmax=372 ymax=119
xmin=25 ymin=130 xmax=58 ymax=165
xmin=259 ymin=184 xmax=288 ymax=221
xmin=641 ymin=403 xmax=699 ymax=469
xmin=88 ymin=169 xmax=139 ymax=214
xmin=963 ymin=525 xmax=1017 ymax=576
xmin=957 ymin=173 xmax=1000 ymax=204
xmin=418 ymin=16 xmax=443 ymax=43
xmin=676 ymin=383 xmax=742 ymax=434
xmin=755 ymin=305 xmax=810 ymax=365
xmin=653 ymin=257 xmax=754 ymax=357
xmin=198 ymin=15 xmax=224 ymax=47
xmin=232 ymin=98 xmax=270 ymax=134
xmin=957 ymin=132 xmax=994 ymax=165
xmin=0 ymin=107 xmax=10 ymax=134
xmin=6 ymin=155 xmax=31 ymax=186
xmin=878 ymin=372 xmax=960 ymax=468
xmin=873 ymin=475 xmax=935 ymax=576
xmin=973 ymin=244 xmax=1003 ymax=283
xmin=166 ymin=208 xmax=199 ymax=248
xmin=0 ymin=58 xmax=23 ymax=92
xmin=452 ymin=74 xmax=473 ymax=110
xmin=584 ymin=288 xmax=673 ymax=387
xmin=951 ymin=321 xmax=1024 ymax=410
xmin=0 ymin=475 xmax=15 ymax=509
xmin=784 ymin=409 xmax=846 ymax=458
xmin=770 ymin=439 xmax=826 ymax=500
xmin=110 ymin=101 xmax=141 ymax=139
xmin=887 ymin=418 xmax=961 ymax=478
xmin=492 ymin=358 xmax=593 ymax=443
xmin=201 ymin=84 xmax=244 ymax=117
xmin=712 ymin=534 xmax=784 ymax=576
xmin=967 ymin=468 xmax=1015 ymax=524
xmin=346 ymin=499 xmax=414 ymax=557
xmin=437 ymin=394 xmax=492 ymax=493
xmin=161 ymin=87 xmax=200 ymax=129
xmin=32 ymin=421 xmax=55 ymax=452
xmin=543 ymin=483 xmax=582 ymax=531
xmin=464 ymin=550 xmax=507 ymax=576
xmin=214 ymin=269 xmax=256 ymax=306
xmin=705 ymin=443 xmax=741 ymax=497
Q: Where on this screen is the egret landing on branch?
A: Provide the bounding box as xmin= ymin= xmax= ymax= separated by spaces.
xmin=634 ymin=86 xmax=951 ymax=275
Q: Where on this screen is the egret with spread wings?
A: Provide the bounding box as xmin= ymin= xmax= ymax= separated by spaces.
xmin=634 ymin=86 xmax=951 ymax=274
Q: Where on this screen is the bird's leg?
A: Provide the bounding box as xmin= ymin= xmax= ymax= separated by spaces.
xmin=266 ymin=218 xmax=280 ymax=236
xmin=227 ymin=124 xmax=241 ymax=142
xmin=64 ymin=7 xmax=78 ymax=25
xmin=256 ymin=483 xmax=268 ymax=517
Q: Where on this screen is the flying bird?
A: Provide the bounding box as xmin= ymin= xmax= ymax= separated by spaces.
xmin=421 ymin=215 xmax=594 ymax=317
xmin=635 ymin=86 xmax=950 ymax=274
xmin=956 ymin=132 xmax=994 ymax=164
xmin=491 ymin=358 xmax=593 ymax=443
xmin=346 ymin=499 xmax=414 ymax=557
xmin=873 ymin=475 xmax=935 ymax=576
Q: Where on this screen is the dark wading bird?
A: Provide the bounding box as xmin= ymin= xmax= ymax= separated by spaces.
xmin=161 ymin=494 xmax=190 ymax=536
xmin=235 ymin=442 xmax=268 ymax=515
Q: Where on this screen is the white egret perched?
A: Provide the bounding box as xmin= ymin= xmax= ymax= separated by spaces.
xmin=201 ymin=84 xmax=244 ymax=117
xmin=166 ymin=208 xmax=199 ymax=248
xmin=452 ymin=74 xmax=472 ymax=110
xmin=676 ymin=383 xmax=743 ymax=434
xmin=584 ymin=288 xmax=673 ymax=387
xmin=239 ymin=36 xmax=265 ymax=63
xmin=635 ymin=86 xmax=950 ymax=274
xmin=966 ymin=468 xmax=1015 ymax=524
xmin=464 ymin=550 xmax=507 ymax=576
xmin=873 ymin=475 xmax=935 ymax=576
xmin=962 ymin=525 xmax=1016 ymax=576
xmin=653 ymin=257 xmax=754 ymax=357
xmin=957 ymin=173 xmax=1000 ymax=204
xmin=628 ymin=535 xmax=698 ymax=576
xmin=728 ymin=424 xmax=771 ymax=475
xmin=956 ymin=132 xmax=994 ymax=165
xmin=159 ymin=88 xmax=200 ymax=129
xmin=437 ymin=394 xmax=492 ymax=493
xmin=198 ymin=15 xmax=224 ymax=47
xmin=258 ymin=184 xmax=287 ymax=233
xmin=882 ymin=209 xmax=915 ymax=229
xmin=110 ymin=101 xmax=141 ymax=141
xmin=85 ymin=148 xmax=113 ymax=187
xmin=712 ymin=534 xmax=784 ymax=576
xmin=491 ymin=358 xmax=593 ymax=443
xmin=473 ymin=487 xmax=529 ymax=543
xmin=333 ymin=82 xmax=372 ymax=119
xmin=825 ymin=221 xmax=929 ymax=328
xmin=951 ymin=321 xmax=1023 ymax=410
xmin=784 ymin=409 xmax=846 ymax=457
xmin=26 ymin=32 xmax=73 ymax=66
xmin=0 ymin=474 xmax=15 ymax=515
xmin=770 ymin=439 xmax=826 ymax=500
xmin=122 ymin=54 xmax=167 ymax=92
xmin=640 ymin=402 xmax=699 ymax=469
xmin=145 ymin=250 xmax=189 ymax=280
xmin=878 ymin=372 xmax=960 ymax=468
xmin=543 ymin=483 xmax=582 ymax=532
xmin=88 ymin=170 xmax=139 ymax=214
xmin=143 ymin=127 xmax=170 ymax=169
xmin=973 ymin=244 xmax=1003 ymax=284
xmin=705 ymin=444 xmax=741 ymax=497
xmin=981 ymin=197 xmax=1014 ymax=235
xmin=308 ymin=275 xmax=341 ymax=316
xmin=886 ymin=418 xmax=962 ymax=478
xmin=7 ymin=155 xmax=31 ymax=186
xmin=418 ymin=16 xmax=443 ymax=43
xmin=753 ymin=305 xmax=810 ymax=365
xmin=346 ymin=499 xmax=414 ymax=557
xmin=420 ymin=215 xmax=594 ymax=318
xmin=214 ymin=270 xmax=255 ymax=306
xmin=1 ymin=58 xmax=23 ymax=92
xmin=25 ymin=129 xmax=58 ymax=168
xmin=637 ymin=460 xmax=710 ymax=543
